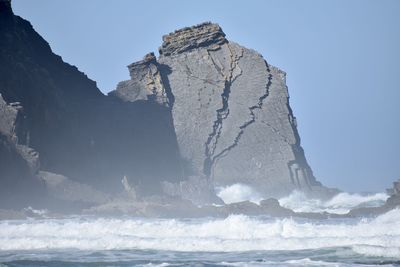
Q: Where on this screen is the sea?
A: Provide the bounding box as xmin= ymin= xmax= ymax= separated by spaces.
xmin=0 ymin=191 xmax=399 ymax=267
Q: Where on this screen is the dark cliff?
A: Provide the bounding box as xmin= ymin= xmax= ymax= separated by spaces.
xmin=0 ymin=1 xmax=182 ymax=207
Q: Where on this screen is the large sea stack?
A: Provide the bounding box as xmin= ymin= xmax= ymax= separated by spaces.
xmin=112 ymin=22 xmax=330 ymax=198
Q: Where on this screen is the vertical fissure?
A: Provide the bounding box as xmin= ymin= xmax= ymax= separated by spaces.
xmin=203 ymin=79 xmax=232 ymax=177
xmin=202 ymin=44 xmax=243 ymax=177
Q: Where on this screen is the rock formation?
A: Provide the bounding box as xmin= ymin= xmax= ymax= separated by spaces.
xmin=1 ymin=1 xmax=333 ymax=211
xmin=113 ymin=22 xmax=330 ymax=198
xmin=0 ymin=0 xmax=182 ymax=208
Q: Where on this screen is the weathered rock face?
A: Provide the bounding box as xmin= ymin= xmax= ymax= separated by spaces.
xmin=114 ymin=22 xmax=328 ymax=198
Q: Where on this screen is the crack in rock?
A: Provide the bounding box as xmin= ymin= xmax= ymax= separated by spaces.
xmin=203 ymin=44 xmax=243 ymax=177
xmin=206 ymin=49 xmax=225 ymax=79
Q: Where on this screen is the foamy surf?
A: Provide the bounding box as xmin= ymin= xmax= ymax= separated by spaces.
xmin=216 ymin=183 xmax=264 ymax=204
xmin=0 ymin=209 xmax=399 ymax=254
xmin=216 ymin=183 xmax=388 ymax=215
xmin=279 ymin=191 xmax=389 ymax=214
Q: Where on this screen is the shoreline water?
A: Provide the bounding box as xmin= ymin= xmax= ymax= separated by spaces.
xmin=0 ymin=210 xmax=399 ymax=266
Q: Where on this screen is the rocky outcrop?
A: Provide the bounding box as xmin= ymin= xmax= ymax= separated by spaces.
xmin=159 ymin=22 xmax=227 ymax=56
xmin=0 ymin=95 xmax=43 ymax=208
xmin=114 ymin=22 xmax=331 ymax=199
xmin=109 ymin=52 xmax=169 ymax=105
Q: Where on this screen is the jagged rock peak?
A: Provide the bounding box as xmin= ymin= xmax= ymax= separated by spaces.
xmin=127 ymin=52 xmax=157 ymax=79
xmin=109 ymin=52 xmax=169 ymax=105
xmin=159 ymin=22 xmax=227 ymax=56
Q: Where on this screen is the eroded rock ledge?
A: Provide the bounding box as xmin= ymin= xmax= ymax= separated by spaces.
xmin=159 ymin=22 xmax=227 ymax=56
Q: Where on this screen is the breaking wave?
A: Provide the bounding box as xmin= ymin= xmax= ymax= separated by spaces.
xmin=0 ymin=209 xmax=399 ymax=255
xmin=216 ymin=183 xmax=263 ymax=204
xmin=216 ymin=184 xmax=388 ymax=215
xmin=279 ymin=191 xmax=389 ymax=214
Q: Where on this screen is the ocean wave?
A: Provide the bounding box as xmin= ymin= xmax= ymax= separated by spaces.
xmin=279 ymin=191 xmax=389 ymax=214
xmin=216 ymin=183 xmax=264 ymax=204
xmin=0 ymin=209 xmax=399 ymax=254
xmin=216 ymin=184 xmax=388 ymax=215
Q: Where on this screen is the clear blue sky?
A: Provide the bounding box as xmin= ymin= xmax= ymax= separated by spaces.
xmin=12 ymin=0 xmax=400 ymax=193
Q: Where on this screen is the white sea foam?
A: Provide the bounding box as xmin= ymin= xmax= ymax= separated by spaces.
xmin=217 ymin=184 xmax=388 ymax=214
xmin=216 ymin=183 xmax=263 ymax=204
xmin=140 ymin=264 xmax=171 ymax=267
xmin=23 ymin=206 xmax=49 ymax=217
xmin=279 ymin=191 xmax=389 ymax=214
xmin=219 ymin=258 xmax=343 ymax=266
xmin=0 ymin=209 xmax=399 ymax=255
xmin=352 ymin=245 xmax=400 ymax=258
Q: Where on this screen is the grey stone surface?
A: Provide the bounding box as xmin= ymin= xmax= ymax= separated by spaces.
xmin=162 ymin=42 xmax=318 ymax=197
xmin=115 ymin=22 xmax=330 ymax=199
